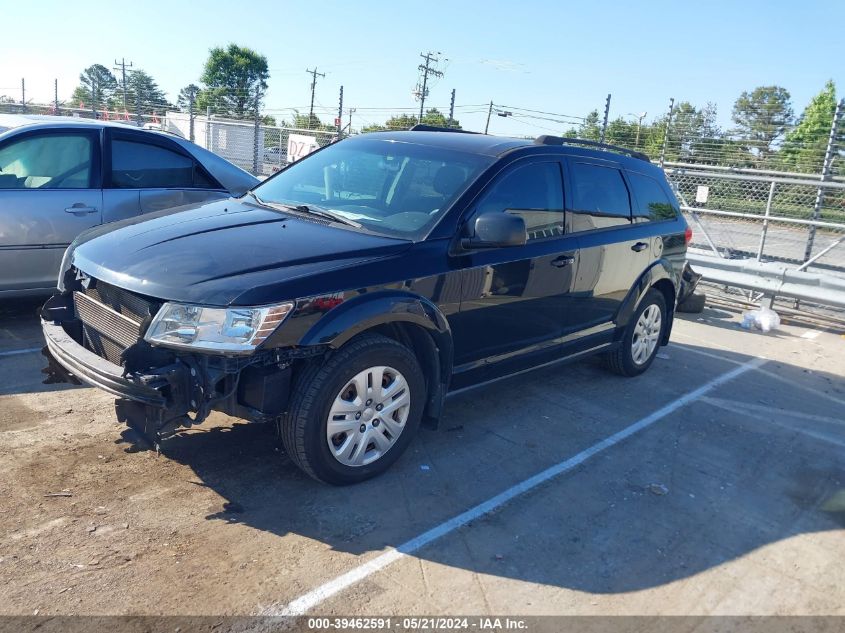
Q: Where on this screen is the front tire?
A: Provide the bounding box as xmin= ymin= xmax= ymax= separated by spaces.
xmin=605 ymin=289 xmax=667 ymax=377
xmin=281 ymin=333 xmax=426 ymax=485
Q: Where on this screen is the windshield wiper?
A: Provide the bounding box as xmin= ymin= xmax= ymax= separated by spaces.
xmin=277 ymin=203 xmax=362 ymax=228
xmin=244 ymin=193 xmax=362 ymax=229
xmin=244 ymin=191 xmax=266 ymax=205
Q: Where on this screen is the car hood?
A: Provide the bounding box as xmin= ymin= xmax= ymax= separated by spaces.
xmin=68 ymin=198 xmax=412 ymax=305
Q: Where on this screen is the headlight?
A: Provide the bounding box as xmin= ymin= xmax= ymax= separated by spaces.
xmin=144 ymin=302 xmax=294 ymax=353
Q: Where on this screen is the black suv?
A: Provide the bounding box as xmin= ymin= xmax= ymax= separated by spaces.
xmin=41 ymin=128 xmax=690 ymax=485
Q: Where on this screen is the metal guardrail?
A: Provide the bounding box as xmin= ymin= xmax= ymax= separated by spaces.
xmin=687 ymin=252 xmax=845 ymax=309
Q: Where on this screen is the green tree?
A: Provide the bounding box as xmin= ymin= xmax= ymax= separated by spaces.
xmin=578 ymin=110 xmax=601 ymax=141
xmin=362 ymin=113 xmax=418 ymax=133
xmin=604 ymin=117 xmax=638 ymax=147
xmin=361 ymin=108 xmax=460 ymax=133
xmin=731 ymin=86 xmax=794 ymax=163
xmin=781 ymin=80 xmax=837 ymax=173
xmin=421 ymin=107 xmax=460 ymax=128
xmin=176 ymin=84 xmax=200 ymax=112
xmin=197 ymin=44 xmax=269 ymax=119
xmin=283 ymin=111 xmax=335 ymax=132
xmin=71 ymin=64 xmax=117 ymax=111
xmin=122 ymin=70 xmax=170 ymax=115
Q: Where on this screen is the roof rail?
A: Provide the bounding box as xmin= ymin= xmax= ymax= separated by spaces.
xmin=534 ymin=135 xmax=650 ymax=162
xmin=409 ymin=124 xmax=479 ymax=134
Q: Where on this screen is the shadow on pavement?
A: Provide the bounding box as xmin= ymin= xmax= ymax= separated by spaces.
xmin=116 ymin=342 xmax=845 ymax=595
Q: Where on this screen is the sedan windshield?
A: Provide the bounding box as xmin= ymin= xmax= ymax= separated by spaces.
xmin=250 ymin=138 xmax=493 ymax=239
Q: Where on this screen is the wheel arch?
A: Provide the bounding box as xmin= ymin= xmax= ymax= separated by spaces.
xmin=615 ymin=259 xmax=678 ymax=345
xmin=297 ymin=290 xmax=454 ymax=426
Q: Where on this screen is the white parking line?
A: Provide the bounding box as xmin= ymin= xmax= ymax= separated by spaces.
xmin=676 ymin=335 xmax=845 ymax=408
xmin=264 ymin=355 xmax=767 ymax=616
xmin=801 ymin=330 xmax=821 ymax=340
xmin=0 ymin=346 xmax=41 ymax=358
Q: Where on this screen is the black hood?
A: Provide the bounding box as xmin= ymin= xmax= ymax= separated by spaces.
xmin=69 ymin=198 xmax=412 ymax=305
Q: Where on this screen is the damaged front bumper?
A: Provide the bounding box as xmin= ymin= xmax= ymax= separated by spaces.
xmin=42 ymin=318 xmax=204 ymax=442
xmin=41 ymin=299 xmax=300 ymax=445
xmin=43 ymin=319 xmax=170 ymax=407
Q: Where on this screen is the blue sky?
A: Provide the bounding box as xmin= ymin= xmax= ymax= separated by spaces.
xmin=3 ymin=0 xmax=843 ymax=135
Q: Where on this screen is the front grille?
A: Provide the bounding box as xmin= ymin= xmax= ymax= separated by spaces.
xmin=84 ymin=281 xmax=154 ymax=324
xmin=72 ymin=279 xmax=158 ymax=365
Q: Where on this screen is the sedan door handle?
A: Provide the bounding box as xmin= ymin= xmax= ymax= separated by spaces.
xmin=64 ymin=204 xmax=98 ymax=216
xmin=551 ymin=255 xmax=576 ymax=268
xmin=631 ymin=241 xmax=648 ymax=252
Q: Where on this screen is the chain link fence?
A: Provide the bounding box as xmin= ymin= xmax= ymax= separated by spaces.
xmin=4 ymin=93 xmax=844 ymax=277
xmin=665 ymin=167 xmax=845 ymax=274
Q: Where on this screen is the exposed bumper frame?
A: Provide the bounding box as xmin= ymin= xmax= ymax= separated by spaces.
xmin=42 ymin=319 xmax=168 ymax=407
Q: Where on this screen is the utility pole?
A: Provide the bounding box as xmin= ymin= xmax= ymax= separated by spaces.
xmin=337 ymin=85 xmax=344 ymax=138
xmin=20 ymin=78 xmax=25 ymax=113
xmin=448 ymin=88 xmax=456 ymax=127
xmin=599 ymin=93 xmax=611 ymax=144
xmin=305 ymin=67 xmax=325 ymax=127
xmin=187 ymin=86 xmax=197 ymax=142
xmin=634 ymin=111 xmax=647 ymax=147
xmin=659 ymin=97 xmax=675 ymax=167
xmin=135 ymin=83 xmax=142 ymax=126
xmin=484 ymin=101 xmax=493 ymax=134
xmin=92 ymin=76 xmax=98 ymax=118
xmin=253 ymin=89 xmax=261 ymax=175
xmin=415 ymin=51 xmax=443 ymax=121
xmin=54 ymin=79 xmax=59 ymax=115
xmin=113 ymin=58 xmax=134 ymax=111
xmin=347 ymin=107 xmax=356 ymax=135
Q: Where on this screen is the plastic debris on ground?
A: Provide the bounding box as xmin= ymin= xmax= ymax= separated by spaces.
xmin=740 ymin=306 xmax=781 ymax=332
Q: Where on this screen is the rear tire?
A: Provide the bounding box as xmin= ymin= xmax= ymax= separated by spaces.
xmin=280 ymin=333 xmax=426 ymax=485
xmin=677 ymin=291 xmax=706 ymax=313
xmin=604 ymin=289 xmax=667 ymax=377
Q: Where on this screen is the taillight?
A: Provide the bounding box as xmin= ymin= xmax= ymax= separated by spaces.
xmin=684 ymin=225 xmax=693 ymax=245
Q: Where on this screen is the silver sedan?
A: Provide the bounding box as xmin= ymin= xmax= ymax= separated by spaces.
xmin=0 ymin=115 xmax=258 ymax=297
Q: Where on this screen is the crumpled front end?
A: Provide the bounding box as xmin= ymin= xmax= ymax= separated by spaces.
xmin=40 ymin=270 xmax=294 ymax=446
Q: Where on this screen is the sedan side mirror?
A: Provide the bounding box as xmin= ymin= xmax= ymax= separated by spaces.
xmin=461 ymin=212 xmax=527 ymax=249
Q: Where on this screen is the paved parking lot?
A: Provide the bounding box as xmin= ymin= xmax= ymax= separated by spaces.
xmin=0 ymin=298 xmax=843 ymax=616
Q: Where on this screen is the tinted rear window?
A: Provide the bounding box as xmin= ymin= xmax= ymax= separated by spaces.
xmin=111 ymin=139 xmax=194 ymax=188
xmin=627 ymin=172 xmax=678 ymax=221
xmin=569 ymin=162 xmax=630 ymax=219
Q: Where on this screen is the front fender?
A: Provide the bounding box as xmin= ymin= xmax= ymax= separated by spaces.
xmin=294 ymin=290 xmax=454 ymax=427
xmin=297 ymin=289 xmax=452 ymax=350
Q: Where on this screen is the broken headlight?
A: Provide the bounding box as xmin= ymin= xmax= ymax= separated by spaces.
xmin=144 ymin=302 xmax=294 ymax=354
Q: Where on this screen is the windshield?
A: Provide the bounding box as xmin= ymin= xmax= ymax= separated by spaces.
xmin=251 ymin=138 xmax=493 ymax=239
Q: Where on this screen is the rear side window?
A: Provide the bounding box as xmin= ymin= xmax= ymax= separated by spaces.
xmin=569 ymin=162 xmax=631 ymax=220
xmin=628 ymin=172 xmax=678 ymax=221
xmin=476 ymin=162 xmax=564 ymax=241
xmin=111 ymin=139 xmax=195 ymax=189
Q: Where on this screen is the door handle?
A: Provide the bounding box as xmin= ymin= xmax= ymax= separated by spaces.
xmin=631 ymin=241 xmax=648 ymax=252
xmin=64 ymin=204 xmax=98 ymax=216
xmin=551 ymin=255 xmax=575 ymax=268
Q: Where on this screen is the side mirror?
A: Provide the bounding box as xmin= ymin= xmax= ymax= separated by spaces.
xmin=461 ymin=212 xmax=527 ymax=249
